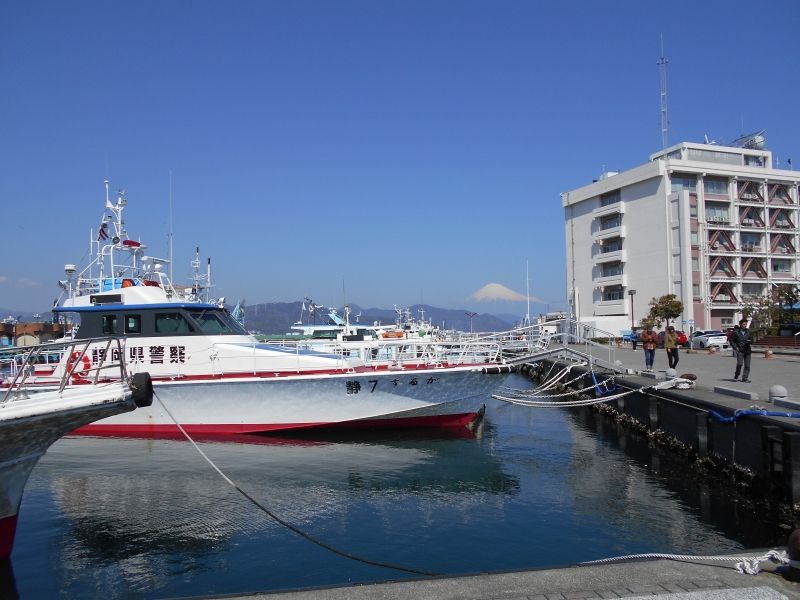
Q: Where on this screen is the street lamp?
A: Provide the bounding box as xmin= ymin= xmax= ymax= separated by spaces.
xmin=628 ymin=289 xmax=636 ymax=329
xmin=464 ymin=311 xmax=477 ymax=334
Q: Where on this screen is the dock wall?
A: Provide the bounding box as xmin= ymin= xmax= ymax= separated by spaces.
xmin=524 ymin=360 xmax=800 ymax=508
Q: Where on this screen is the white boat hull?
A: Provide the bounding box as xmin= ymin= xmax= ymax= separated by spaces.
xmin=75 ymin=366 xmax=507 ymax=436
xmin=0 ymin=382 xmax=137 ymax=558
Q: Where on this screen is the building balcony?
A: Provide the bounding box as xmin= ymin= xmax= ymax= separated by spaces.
xmin=705 ymin=216 xmax=733 ymax=226
xmin=593 ymin=202 xmax=625 ymax=218
xmin=595 ymin=274 xmax=627 ymax=287
xmin=594 ymin=225 xmax=625 ymax=241
xmin=593 ymin=249 xmax=626 ymax=264
xmin=595 ymin=299 xmax=626 ymax=316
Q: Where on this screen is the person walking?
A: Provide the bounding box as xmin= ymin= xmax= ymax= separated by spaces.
xmin=631 ymin=327 xmax=638 ymax=350
xmin=664 ymin=325 xmax=679 ymax=369
xmin=640 ymin=326 xmax=657 ymax=372
xmin=731 ymin=319 xmax=752 ymax=382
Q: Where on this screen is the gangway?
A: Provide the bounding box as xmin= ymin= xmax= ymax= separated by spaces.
xmin=473 ymin=318 xmax=627 ymax=374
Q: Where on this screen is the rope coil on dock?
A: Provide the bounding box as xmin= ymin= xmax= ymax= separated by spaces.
xmin=580 ymin=549 xmax=788 ymax=575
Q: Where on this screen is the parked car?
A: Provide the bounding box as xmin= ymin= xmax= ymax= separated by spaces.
xmin=656 ymin=330 xmax=689 ymax=348
xmin=690 ymin=329 xmax=729 ymax=349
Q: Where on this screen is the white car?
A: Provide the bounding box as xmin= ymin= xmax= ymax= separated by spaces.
xmin=690 ymin=329 xmax=729 ymax=349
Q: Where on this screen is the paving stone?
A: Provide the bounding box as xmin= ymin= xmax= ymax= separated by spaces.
xmin=690 ymin=580 xmax=726 ymax=589
xmin=626 ymin=584 xmax=668 ymax=594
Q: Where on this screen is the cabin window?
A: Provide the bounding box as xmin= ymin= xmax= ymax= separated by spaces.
xmin=155 ymin=312 xmax=193 ymax=333
xmin=125 ymin=315 xmax=142 ymax=334
xmin=102 ymin=315 xmax=118 ymax=335
xmin=190 ymin=311 xmax=231 ymax=333
xmin=189 ymin=309 xmax=247 ymax=334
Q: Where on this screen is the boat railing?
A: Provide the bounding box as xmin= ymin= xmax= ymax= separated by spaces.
xmin=0 ymin=337 xmax=130 ymax=404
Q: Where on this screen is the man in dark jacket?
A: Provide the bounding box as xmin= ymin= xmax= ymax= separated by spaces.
xmin=731 ymin=319 xmax=752 ymax=382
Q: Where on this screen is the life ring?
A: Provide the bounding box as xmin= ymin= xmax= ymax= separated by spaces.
xmin=67 ymin=351 xmax=91 ymax=380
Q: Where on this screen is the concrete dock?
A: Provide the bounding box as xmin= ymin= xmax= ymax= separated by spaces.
xmin=610 ymin=345 xmax=800 ymax=406
xmin=218 ymin=556 xmax=800 ymax=599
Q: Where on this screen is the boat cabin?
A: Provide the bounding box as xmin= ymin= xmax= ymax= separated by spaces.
xmin=53 ymin=303 xmax=248 ymax=339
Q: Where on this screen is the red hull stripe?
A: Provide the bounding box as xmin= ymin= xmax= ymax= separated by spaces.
xmin=0 ymin=514 xmax=18 ymax=560
xmin=71 ymin=411 xmax=479 ymax=437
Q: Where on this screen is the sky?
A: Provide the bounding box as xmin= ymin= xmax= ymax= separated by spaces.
xmin=2 ymin=0 xmax=799 ymax=318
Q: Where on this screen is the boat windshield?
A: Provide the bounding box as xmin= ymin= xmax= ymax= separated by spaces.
xmin=189 ymin=309 xmax=248 ymax=335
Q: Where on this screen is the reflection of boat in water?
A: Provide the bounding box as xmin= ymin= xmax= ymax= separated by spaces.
xmin=35 ymin=432 xmax=518 ymax=571
xmin=0 ymin=338 xmax=152 ymax=560
xmin=35 ymin=182 xmax=510 ymax=436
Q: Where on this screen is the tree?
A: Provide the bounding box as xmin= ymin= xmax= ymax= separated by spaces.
xmin=775 ymin=283 xmax=800 ymax=323
xmin=646 ymin=294 xmax=684 ymax=328
xmin=741 ymin=293 xmax=778 ymax=331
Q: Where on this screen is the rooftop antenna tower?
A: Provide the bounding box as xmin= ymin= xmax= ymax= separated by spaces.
xmin=658 ymin=34 xmax=669 ymax=149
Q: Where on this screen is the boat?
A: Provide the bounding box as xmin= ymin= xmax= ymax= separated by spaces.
xmin=0 ymin=337 xmax=152 ymax=559
xmin=23 ymin=181 xmax=512 ymax=437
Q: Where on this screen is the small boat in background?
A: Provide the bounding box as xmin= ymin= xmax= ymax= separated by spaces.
xmin=0 ymin=337 xmax=152 ymax=559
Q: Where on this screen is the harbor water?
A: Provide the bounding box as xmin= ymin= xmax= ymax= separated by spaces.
xmin=3 ymin=373 xmax=788 ymax=599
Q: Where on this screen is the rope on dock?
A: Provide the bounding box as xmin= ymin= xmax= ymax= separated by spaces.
xmin=492 ymin=377 xmax=694 ymax=408
xmin=580 ymin=549 xmax=788 ymax=575
xmin=151 ymin=390 xmax=442 ymax=577
xmin=709 ymin=407 xmax=800 ymax=422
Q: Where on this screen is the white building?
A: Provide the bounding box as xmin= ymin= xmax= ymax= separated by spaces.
xmin=562 ymin=139 xmax=799 ymax=336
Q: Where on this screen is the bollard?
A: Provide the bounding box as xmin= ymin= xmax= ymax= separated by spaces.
xmin=770 ymin=385 xmax=789 ymax=405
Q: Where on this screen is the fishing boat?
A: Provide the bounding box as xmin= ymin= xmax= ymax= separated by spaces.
xmin=32 ymin=181 xmax=512 ymax=437
xmin=0 ymin=337 xmax=152 ymax=559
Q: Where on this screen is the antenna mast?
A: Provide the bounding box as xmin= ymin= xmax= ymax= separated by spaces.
xmin=658 ymin=34 xmax=669 ymax=149
xmin=168 ymin=171 xmax=174 ymax=282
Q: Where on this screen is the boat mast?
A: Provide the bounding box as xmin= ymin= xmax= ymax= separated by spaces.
xmin=525 ymin=260 xmax=531 ymax=327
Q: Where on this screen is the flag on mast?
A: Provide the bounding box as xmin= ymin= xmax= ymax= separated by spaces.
xmin=97 ymin=222 xmax=109 ymax=241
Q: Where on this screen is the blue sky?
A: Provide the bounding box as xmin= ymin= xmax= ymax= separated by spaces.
xmin=1 ymin=0 xmax=799 ymax=318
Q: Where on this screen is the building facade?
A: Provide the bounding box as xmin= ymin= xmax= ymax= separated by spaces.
xmin=562 ymin=141 xmax=799 ymax=335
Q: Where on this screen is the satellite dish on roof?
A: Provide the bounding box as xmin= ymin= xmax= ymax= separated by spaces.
xmin=731 ymin=130 xmax=766 ymax=150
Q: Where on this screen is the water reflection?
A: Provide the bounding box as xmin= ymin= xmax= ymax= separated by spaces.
xmin=565 ymin=407 xmax=788 ymax=549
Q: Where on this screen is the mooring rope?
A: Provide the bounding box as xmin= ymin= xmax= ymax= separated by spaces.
xmin=152 ymin=390 xmax=441 ymax=577
xmin=493 ymin=378 xmax=691 ymax=408
xmin=580 ymin=549 xmax=788 ymax=575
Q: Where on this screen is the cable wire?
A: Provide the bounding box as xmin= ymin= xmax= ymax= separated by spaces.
xmin=153 ymin=390 xmax=441 ymax=577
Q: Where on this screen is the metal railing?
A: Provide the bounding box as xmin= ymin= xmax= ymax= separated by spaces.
xmin=1 ymin=337 xmax=129 ymax=404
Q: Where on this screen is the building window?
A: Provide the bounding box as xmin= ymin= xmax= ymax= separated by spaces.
xmin=691 ymin=257 xmax=700 ymax=271
xmin=600 ymin=215 xmax=621 ymax=230
xmin=721 ymin=317 xmax=734 ymax=326
xmin=602 ymin=286 xmax=624 ymax=301
xmin=741 ymin=233 xmax=761 ymax=251
xmin=773 ymin=259 xmax=792 ymax=273
xmin=742 ymin=283 xmax=764 ymax=298
xmin=703 ymin=177 xmax=729 ymax=195
xmin=690 ymin=204 xmax=698 ymax=218
xmin=744 ymin=155 xmax=765 ymax=167
xmin=671 ymin=174 xmax=697 ymax=192
xmin=600 ymin=190 xmax=620 ymax=206
xmin=691 ymin=232 xmax=699 ymax=246
xmin=692 ymin=284 xmax=701 ymax=297
xmin=705 ymin=203 xmax=729 ymax=222
xmin=602 ymin=238 xmax=622 ymax=253
xmin=602 ymin=262 xmax=623 ymax=277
